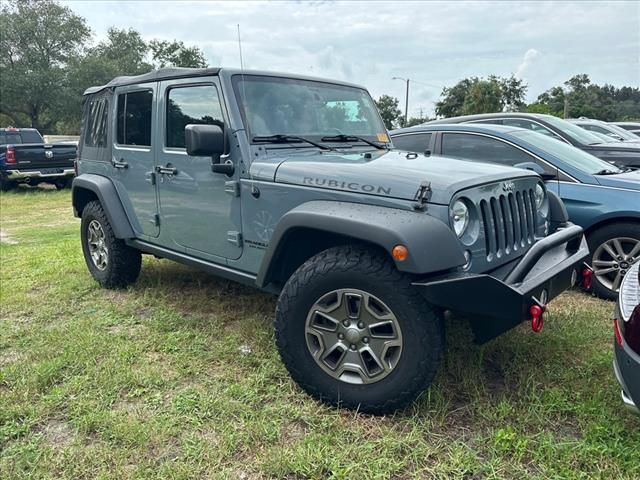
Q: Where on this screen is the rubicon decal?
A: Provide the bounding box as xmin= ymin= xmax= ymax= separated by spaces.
xmin=303 ymin=177 xmax=392 ymax=195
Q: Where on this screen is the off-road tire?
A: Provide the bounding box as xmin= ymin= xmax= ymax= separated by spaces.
xmin=587 ymin=222 xmax=640 ymax=300
xmin=275 ymin=245 xmax=445 ymax=414
xmin=81 ymin=200 xmax=141 ymax=288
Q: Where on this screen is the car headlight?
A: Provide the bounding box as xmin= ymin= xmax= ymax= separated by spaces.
xmin=534 ymin=183 xmax=545 ymax=210
xmin=450 ymin=199 xmax=469 ymax=237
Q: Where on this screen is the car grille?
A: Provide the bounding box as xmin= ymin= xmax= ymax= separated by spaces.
xmin=479 ymin=188 xmax=538 ymax=261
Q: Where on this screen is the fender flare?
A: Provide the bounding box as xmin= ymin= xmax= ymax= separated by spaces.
xmin=256 ymin=200 xmax=466 ymax=288
xmin=72 ymin=174 xmax=135 ymax=239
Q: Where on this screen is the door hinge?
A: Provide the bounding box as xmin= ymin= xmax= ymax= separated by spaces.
xmin=150 ymin=172 xmax=157 ymax=185
xmin=224 ymin=181 xmax=240 ymax=197
xmin=227 ymin=231 xmax=242 ymax=247
xmin=150 ymin=214 xmax=160 ymax=226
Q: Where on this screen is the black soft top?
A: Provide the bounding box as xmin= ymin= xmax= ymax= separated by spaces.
xmin=83 ymin=67 xmax=221 ymax=95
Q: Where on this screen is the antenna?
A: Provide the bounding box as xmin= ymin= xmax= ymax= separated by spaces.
xmin=237 ymin=24 xmax=244 ymax=71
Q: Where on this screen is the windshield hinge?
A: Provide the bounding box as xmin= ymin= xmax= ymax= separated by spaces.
xmin=413 ymin=181 xmax=432 ymax=211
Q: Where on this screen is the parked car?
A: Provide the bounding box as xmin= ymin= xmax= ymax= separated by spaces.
xmin=0 ymin=127 xmax=77 ymax=191
xmin=613 ymin=122 xmax=640 ymax=137
xmin=568 ymin=118 xmax=640 ymax=144
xmin=72 ymin=67 xmax=589 ymax=414
xmin=427 ymin=113 xmax=640 ymax=169
xmin=390 ymin=123 xmax=640 ymax=300
xmin=614 ymin=259 xmax=640 ymax=414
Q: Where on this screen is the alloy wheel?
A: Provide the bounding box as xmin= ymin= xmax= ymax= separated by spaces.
xmin=87 ymin=219 xmax=109 ymax=271
xmin=305 ymin=289 xmax=403 ymax=385
xmin=592 ymin=236 xmax=640 ymax=291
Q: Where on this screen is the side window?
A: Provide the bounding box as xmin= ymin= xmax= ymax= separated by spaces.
xmin=471 ymin=119 xmax=504 ymax=126
xmin=21 ymin=130 xmax=43 ymax=143
xmin=441 ymin=133 xmax=534 ymax=166
xmin=116 ymin=90 xmax=153 ymax=146
xmin=392 ymin=133 xmax=432 ymax=153
xmin=84 ymin=98 xmax=109 ymax=147
xmin=166 ymin=85 xmax=223 ymax=149
xmin=501 ymin=119 xmax=557 ymax=138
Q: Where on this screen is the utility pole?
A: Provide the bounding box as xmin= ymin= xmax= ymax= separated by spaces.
xmin=392 ymin=77 xmax=410 ymax=126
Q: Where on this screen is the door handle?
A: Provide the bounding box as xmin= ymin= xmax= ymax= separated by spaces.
xmin=112 ymin=158 xmax=129 ymax=169
xmin=155 ymin=164 xmax=178 ymax=175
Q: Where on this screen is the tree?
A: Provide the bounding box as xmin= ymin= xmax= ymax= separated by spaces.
xmin=435 ymin=75 xmax=527 ymax=117
xmin=0 ymin=0 xmax=90 ymax=132
xmin=149 ymin=40 xmax=207 ymax=68
xmin=375 ymin=95 xmax=402 ymax=129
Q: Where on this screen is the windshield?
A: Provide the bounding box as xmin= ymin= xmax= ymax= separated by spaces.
xmin=542 ymin=115 xmax=609 ymax=145
xmin=232 ymin=75 xmax=388 ymax=143
xmin=604 ymin=123 xmax=640 ymax=141
xmin=509 ymin=129 xmax=624 ymax=175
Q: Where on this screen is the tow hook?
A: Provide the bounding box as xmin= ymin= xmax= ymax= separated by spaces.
xmin=581 ymin=264 xmax=594 ymax=290
xmin=529 ymin=304 xmax=547 ymax=333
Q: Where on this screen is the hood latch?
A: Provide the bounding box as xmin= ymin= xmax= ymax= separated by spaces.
xmin=413 ymin=181 xmax=432 ymax=211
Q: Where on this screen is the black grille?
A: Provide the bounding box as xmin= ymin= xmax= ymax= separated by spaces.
xmin=480 ymin=188 xmax=537 ymax=261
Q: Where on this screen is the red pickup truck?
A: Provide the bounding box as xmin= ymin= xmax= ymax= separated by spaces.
xmin=0 ymin=127 xmax=77 ymax=191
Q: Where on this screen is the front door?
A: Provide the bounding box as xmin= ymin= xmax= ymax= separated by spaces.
xmin=155 ymin=77 xmax=242 ymax=261
xmin=111 ymin=84 xmax=159 ymax=237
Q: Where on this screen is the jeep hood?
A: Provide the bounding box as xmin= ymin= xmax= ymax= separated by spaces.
xmin=253 ymin=149 xmax=538 ymax=204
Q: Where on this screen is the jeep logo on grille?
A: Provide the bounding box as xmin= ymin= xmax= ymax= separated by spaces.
xmin=502 ymin=181 xmax=516 ymax=192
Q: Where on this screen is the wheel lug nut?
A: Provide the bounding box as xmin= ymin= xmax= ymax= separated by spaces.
xmin=614 ymin=264 xmax=619 ymax=268
xmin=350 ymin=344 xmax=357 ymax=350
xmin=363 ymin=337 xmax=369 ymax=343
xmin=338 ymin=333 xmax=344 ymax=340
xmin=342 ymin=320 xmax=349 ymax=327
xmin=357 ymin=322 xmax=365 ymax=329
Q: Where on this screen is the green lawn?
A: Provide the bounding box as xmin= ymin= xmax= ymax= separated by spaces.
xmin=1 ymin=188 xmax=638 ymax=479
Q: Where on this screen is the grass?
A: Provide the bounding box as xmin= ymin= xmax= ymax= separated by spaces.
xmin=0 ymin=187 xmax=638 ymax=479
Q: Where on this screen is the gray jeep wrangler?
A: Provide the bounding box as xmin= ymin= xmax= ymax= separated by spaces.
xmin=73 ymin=67 xmax=589 ymax=413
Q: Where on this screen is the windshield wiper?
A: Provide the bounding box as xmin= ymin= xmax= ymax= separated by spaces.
xmin=594 ymin=169 xmax=621 ymax=175
xmin=320 ymin=134 xmax=387 ymax=150
xmin=252 ymin=134 xmax=332 ymax=150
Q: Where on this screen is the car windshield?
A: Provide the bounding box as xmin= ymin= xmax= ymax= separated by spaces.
xmin=603 ymin=123 xmax=640 ymax=141
xmin=233 ymin=75 xmax=388 ymax=144
xmin=509 ymin=129 xmax=624 ymax=175
xmin=542 ymin=115 xmax=609 ymax=145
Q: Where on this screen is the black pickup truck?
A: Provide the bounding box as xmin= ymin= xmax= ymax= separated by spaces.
xmin=0 ymin=128 xmax=77 ymax=191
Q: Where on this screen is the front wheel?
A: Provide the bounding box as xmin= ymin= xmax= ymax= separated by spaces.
xmin=81 ymin=200 xmax=142 ymax=288
xmin=588 ymin=222 xmax=640 ymax=300
xmin=275 ymin=245 xmax=444 ymax=414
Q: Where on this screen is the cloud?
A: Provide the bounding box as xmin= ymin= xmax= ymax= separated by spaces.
xmin=516 ymin=48 xmax=541 ymax=79
xmin=64 ymin=0 xmax=640 ymax=115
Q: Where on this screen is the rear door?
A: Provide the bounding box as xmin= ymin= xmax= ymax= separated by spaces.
xmin=111 ymin=84 xmax=160 ymax=238
xmin=155 ymin=77 xmax=242 ymax=260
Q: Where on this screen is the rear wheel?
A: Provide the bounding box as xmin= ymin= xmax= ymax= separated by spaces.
xmin=81 ymin=200 xmax=141 ymax=288
xmin=54 ymin=178 xmax=72 ymax=189
xmin=275 ymin=245 xmax=444 ymax=414
xmin=588 ymin=222 xmax=640 ymax=300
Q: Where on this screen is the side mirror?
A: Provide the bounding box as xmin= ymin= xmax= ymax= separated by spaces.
xmin=185 ymin=124 xmax=224 ymax=157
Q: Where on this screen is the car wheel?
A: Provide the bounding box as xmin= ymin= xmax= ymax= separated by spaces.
xmin=275 ymin=245 xmax=444 ymax=414
xmin=81 ymin=200 xmax=142 ymax=288
xmin=0 ymin=179 xmax=15 ymax=192
xmin=588 ymin=222 xmax=640 ymax=300
xmin=54 ymin=178 xmax=72 ymax=190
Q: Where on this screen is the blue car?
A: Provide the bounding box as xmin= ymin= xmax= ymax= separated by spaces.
xmin=390 ymin=124 xmax=640 ymax=300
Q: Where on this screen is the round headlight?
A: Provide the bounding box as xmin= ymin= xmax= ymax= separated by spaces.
xmin=534 ymin=183 xmax=545 ymax=210
xmin=450 ymin=199 xmax=469 ymax=237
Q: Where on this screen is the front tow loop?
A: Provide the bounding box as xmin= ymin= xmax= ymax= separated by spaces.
xmin=529 ymin=304 xmax=547 ymax=333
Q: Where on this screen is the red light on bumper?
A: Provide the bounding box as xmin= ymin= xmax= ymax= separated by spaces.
xmin=582 ymin=267 xmax=593 ymax=290
xmin=530 ymin=304 xmax=546 ymax=332
xmin=614 ymin=318 xmax=623 ymax=346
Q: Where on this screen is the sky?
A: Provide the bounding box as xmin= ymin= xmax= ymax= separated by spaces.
xmin=64 ymin=0 xmax=640 ymax=118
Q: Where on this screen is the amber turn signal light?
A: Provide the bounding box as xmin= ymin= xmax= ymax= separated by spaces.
xmin=392 ymin=245 xmax=409 ymax=262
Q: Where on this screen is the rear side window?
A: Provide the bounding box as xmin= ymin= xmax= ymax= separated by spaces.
xmin=21 ymin=130 xmax=43 ymax=143
xmin=392 ymin=133 xmax=432 ymax=153
xmin=84 ymin=98 xmax=109 ymax=147
xmin=441 ymin=133 xmax=533 ymax=166
xmin=501 ymin=119 xmax=557 ymax=138
xmin=166 ymin=85 xmax=223 ymax=149
xmin=0 ymin=130 xmax=42 ymax=144
xmin=116 ymin=90 xmax=153 ymax=146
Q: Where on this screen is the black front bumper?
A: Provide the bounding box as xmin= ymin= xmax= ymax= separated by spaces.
xmin=414 ymin=224 xmax=589 ymax=343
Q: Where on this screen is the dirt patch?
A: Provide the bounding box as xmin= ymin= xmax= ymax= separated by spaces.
xmin=0 ymin=229 xmax=18 ymax=244
xmin=280 ymin=419 xmax=307 ymax=444
xmin=0 ymin=350 xmax=24 ymax=367
xmin=37 ymin=419 xmax=75 ymax=447
xmin=106 ymin=323 xmax=148 ymax=337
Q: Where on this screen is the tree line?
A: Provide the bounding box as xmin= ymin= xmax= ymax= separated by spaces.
xmin=376 ymin=73 xmax=640 ymax=130
xmin=1 ymin=0 xmax=639 ymax=134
